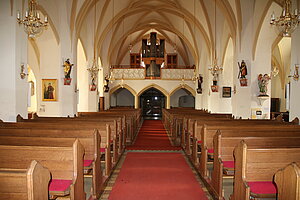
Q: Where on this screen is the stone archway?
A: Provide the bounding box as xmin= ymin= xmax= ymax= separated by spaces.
xmin=139 ymin=87 xmax=166 ymax=119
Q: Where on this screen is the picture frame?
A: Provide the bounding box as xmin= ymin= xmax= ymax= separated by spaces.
xmin=222 ymin=86 xmax=231 ymax=98
xmin=42 ymin=79 xmax=58 ymax=101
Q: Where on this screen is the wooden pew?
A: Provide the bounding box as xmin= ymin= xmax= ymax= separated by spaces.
xmin=189 ymin=117 xmax=297 ymax=160
xmin=274 ymin=162 xmax=300 ymax=200
xmin=232 ymin=140 xmax=300 ymax=200
xmin=0 ymin=120 xmax=120 ymax=165
xmin=198 ymin=123 xmax=300 ymax=178
xmin=211 ymin=130 xmax=300 ymax=199
xmin=0 ymin=160 xmax=50 ymax=200
xmin=78 ymin=109 xmax=142 ymax=144
xmin=17 ymin=114 xmax=125 ymax=156
xmin=0 ymin=128 xmax=106 ymax=199
xmin=0 ymin=140 xmax=85 ymax=200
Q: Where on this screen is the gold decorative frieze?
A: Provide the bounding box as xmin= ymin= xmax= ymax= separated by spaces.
xmin=161 ymin=69 xmax=194 ymax=80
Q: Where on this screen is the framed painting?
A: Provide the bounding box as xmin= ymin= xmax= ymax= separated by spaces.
xmin=42 ymin=79 xmax=57 ymax=101
xmin=222 ymin=87 xmax=231 ymax=98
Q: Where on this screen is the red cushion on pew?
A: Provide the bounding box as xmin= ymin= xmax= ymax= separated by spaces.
xmin=197 ymin=140 xmax=202 ymax=144
xmin=84 ymin=160 xmax=93 ymax=167
xmin=208 ymin=149 xmax=214 ymax=154
xmin=49 ymin=179 xmax=72 ymax=192
xmin=100 ymin=148 xmax=105 ymax=153
xmin=223 ymin=161 xmax=234 ymax=169
xmin=247 ymin=181 xmax=277 ymax=194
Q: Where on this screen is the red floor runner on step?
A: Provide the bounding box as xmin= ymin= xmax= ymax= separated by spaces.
xmin=108 ymin=152 xmax=208 ymax=200
xmin=127 ymin=120 xmax=181 ymax=150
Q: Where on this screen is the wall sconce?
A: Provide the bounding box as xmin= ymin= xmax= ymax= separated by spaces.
xmin=233 ymin=85 xmax=237 ymax=94
xmin=288 ymin=64 xmax=299 ymax=81
xmin=20 ymin=64 xmax=28 ymax=79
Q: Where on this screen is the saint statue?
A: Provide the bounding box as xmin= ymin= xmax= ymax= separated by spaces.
xmin=63 ymin=59 xmax=74 ymax=79
xmin=238 ymin=60 xmax=247 ymax=79
xmin=258 ymin=74 xmax=271 ymax=96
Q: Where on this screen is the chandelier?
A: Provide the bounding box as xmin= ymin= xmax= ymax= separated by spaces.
xmin=17 ymin=0 xmax=48 ymax=38
xmin=209 ymin=0 xmax=223 ymax=80
xmin=87 ymin=0 xmax=99 ymax=91
xmin=270 ymin=0 xmax=300 ymax=37
xmin=209 ymin=59 xmax=223 ymax=76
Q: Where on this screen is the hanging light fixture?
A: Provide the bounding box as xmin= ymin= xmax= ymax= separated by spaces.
xmin=17 ymin=0 xmax=48 ymax=38
xmin=270 ymin=0 xmax=300 ymax=37
xmin=87 ymin=0 xmax=99 ymax=91
xmin=209 ymin=0 xmax=222 ymax=92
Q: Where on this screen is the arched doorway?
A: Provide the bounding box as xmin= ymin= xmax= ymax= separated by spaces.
xmin=139 ymin=88 xmax=166 ymax=119
xmin=170 ymin=87 xmax=195 ymax=108
xmin=110 ymin=88 xmax=135 ymax=108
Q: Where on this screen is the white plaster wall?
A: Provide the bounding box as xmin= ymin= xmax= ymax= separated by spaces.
xmin=27 ymin=67 xmax=37 ymax=113
xmin=231 ymin=1 xmax=254 ymax=118
xmin=77 ymin=39 xmax=90 ymax=112
xmin=35 ymin=24 xmax=60 ymax=116
xmin=290 ymin=26 xmax=300 ymax=122
xmin=0 ymin=1 xmax=28 ymax=121
xmin=251 ymin=3 xmax=281 ymax=119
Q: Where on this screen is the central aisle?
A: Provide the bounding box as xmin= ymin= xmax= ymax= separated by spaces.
xmin=107 ymin=120 xmax=210 ymax=200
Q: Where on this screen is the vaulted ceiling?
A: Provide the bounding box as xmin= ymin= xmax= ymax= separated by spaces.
xmin=33 ymin=0 xmax=283 ymax=69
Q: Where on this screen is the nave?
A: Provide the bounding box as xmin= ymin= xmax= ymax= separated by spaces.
xmin=0 ymin=107 xmax=300 ymax=200
xmin=99 ymin=120 xmax=211 ymax=200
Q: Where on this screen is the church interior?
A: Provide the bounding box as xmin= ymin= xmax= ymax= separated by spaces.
xmin=1 ymin=0 xmax=300 ymax=199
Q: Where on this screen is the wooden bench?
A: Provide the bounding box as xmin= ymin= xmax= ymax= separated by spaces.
xmin=0 ymin=128 xmax=106 ymax=199
xmin=198 ymin=123 xmax=300 ymax=177
xmin=232 ymin=140 xmax=300 ymax=200
xmin=78 ymin=109 xmax=142 ymax=144
xmin=190 ymin=117 xmax=298 ymax=160
xmin=17 ymin=114 xmax=125 ymax=156
xmin=0 ymin=140 xmax=85 ymax=200
xmin=274 ymin=162 xmax=300 ymax=200
xmin=0 ymin=120 xmax=120 ymax=165
xmin=211 ymin=130 xmax=300 ymax=199
xmin=0 ymin=160 xmax=50 ymax=200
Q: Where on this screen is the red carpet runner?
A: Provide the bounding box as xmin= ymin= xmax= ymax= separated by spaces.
xmin=126 ymin=120 xmax=181 ymax=150
xmin=108 ymin=153 xmax=208 ymax=200
xmin=108 ymin=120 xmax=208 ymax=200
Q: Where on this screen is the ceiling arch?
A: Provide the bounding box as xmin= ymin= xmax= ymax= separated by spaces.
xmin=74 ymin=0 xmax=241 ymax=72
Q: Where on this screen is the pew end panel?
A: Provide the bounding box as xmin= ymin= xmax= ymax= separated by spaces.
xmin=232 ymin=140 xmax=250 ymax=200
xmin=105 ymin=124 xmax=112 ymax=177
xmin=0 ymin=140 xmax=85 ymax=200
xmin=233 ymin=140 xmax=300 ymax=200
xmin=274 ymin=162 xmax=300 ymax=200
xmin=0 ymin=160 xmax=51 ymax=200
xmin=69 ymin=139 xmax=86 ymax=200
xmin=91 ymin=130 xmax=102 ymax=199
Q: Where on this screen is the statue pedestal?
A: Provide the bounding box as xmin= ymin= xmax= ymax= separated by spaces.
xmin=257 ymin=95 xmax=269 ymax=106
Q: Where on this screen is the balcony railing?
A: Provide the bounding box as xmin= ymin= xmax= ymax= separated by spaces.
xmin=111 ymin=65 xmax=195 ymax=69
xmin=110 ymin=66 xmax=195 ymax=80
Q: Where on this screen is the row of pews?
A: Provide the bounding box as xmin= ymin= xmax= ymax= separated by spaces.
xmin=162 ymin=108 xmax=300 ymax=200
xmin=0 ymin=108 xmax=142 ymax=200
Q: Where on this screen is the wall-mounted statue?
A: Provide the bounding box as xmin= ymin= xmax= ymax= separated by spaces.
xmin=258 ymin=74 xmax=271 ymax=96
xmin=238 ymin=60 xmax=248 ymax=86
xmin=211 ymin=73 xmax=218 ymax=92
xmin=63 ymin=58 xmax=74 ymax=85
xmin=104 ymin=75 xmax=110 ymax=92
xmin=197 ymin=74 xmax=203 ymax=94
